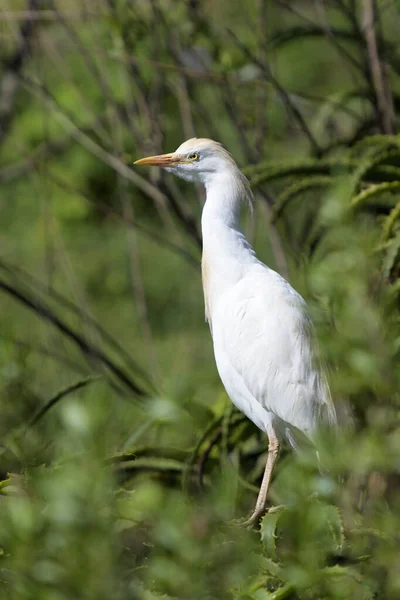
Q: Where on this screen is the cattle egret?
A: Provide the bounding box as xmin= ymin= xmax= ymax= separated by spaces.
xmin=135 ymin=138 xmax=337 ymax=525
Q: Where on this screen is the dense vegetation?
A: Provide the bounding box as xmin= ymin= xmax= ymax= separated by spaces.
xmin=1 ymin=1 xmax=400 ymax=598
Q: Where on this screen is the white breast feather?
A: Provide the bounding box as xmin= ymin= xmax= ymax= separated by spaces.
xmin=212 ymin=265 xmax=336 ymax=438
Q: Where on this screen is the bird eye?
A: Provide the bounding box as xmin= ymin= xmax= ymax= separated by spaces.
xmin=188 ymin=152 xmax=199 ymax=161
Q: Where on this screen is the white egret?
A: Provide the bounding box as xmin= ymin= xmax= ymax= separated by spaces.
xmin=135 ymin=138 xmax=337 ymax=525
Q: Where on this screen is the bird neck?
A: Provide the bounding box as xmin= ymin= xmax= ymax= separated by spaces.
xmin=203 ymin=168 xmax=248 ymax=227
xmin=201 ymin=169 xmax=256 ymax=324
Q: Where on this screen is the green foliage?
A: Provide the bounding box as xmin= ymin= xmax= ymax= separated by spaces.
xmin=1 ymin=1 xmax=400 ymax=599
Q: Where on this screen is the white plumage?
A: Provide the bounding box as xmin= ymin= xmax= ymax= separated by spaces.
xmin=135 ymin=138 xmax=337 ymax=524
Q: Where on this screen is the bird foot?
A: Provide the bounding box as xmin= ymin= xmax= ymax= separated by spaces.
xmin=229 ymin=516 xmax=257 ymax=529
xmin=231 ymin=508 xmax=267 ymax=530
xmin=232 ymin=505 xmax=287 ymax=529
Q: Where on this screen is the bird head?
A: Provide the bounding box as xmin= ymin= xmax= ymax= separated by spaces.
xmin=134 ymin=138 xmax=239 ymax=184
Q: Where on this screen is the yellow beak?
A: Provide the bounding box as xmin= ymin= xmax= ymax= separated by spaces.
xmin=134 ymin=153 xmax=183 ymax=166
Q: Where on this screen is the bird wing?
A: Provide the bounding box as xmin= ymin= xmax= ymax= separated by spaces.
xmin=212 ymin=265 xmax=336 ymax=437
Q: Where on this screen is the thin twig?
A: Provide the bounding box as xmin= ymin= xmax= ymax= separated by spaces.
xmin=25 ymin=376 xmax=99 ymax=430
xmin=197 ymin=427 xmax=222 ymax=489
xmin=102 ymin=50 xmax=365 ymax=121
xmin=258 ymin=193 xmax=291 ymax=282
xmin=0 ymin=258 xmax=156 ymax=388
xmin=106 ymin=0 xmax=154 ymax=144
xmin=0 ymin=10 xmax=104 ymax=22
xmin=227 ymin=28 xmax=322 ymax=155
xmin=45 ymin=170 xmax=200 ymax=269
xmin=0 ymin=0 xmax=38 ymax=144
xmin=363 ymin=0 xmax=394 ymax=134
xmin=114 ymin=117 xmax=160 ymax=377
xmin=50 ymin=0 xmax=137 ymax=141
xmin=20 ymin=75 xmax=179 ymax=226
xmin=255 ymin=0 xmax=269 ymax=156
xmin=1 ymin=335 xmax=89 ymax=376
xmin=0 ymin=277 xmax=147 ymax=399
xmin=314 ymin=0 xmax=364 ymax=73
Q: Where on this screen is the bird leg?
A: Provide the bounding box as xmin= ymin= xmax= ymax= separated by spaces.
xmin=243 ymin=427 xmax=279 ymax=527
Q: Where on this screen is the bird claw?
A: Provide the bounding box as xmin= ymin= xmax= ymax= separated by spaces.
xmin=267 ymin=504 xmax=286 ymax=514
xmin=230 ymin=505 xmax=287 ymax=529
xmin=230 ymin=510 xmax=265 ymax=530
xmin=228 ymin=516 xmax=251 ymax=528
xmin=228 ymin=516 xmax=257 ymax=530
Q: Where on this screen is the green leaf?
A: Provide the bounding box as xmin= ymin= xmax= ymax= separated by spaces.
xmin=273 ymin=176 xmax=332 ymax=220
xmin=351 ymin=181 xmax=400 ymax=208
xmin=260 ymin=510 xmax=284 ymax=559
xmin=246 ymin=158 xmax=354 ymax=187
xmin=381 ymin=201 xmax=400 ymax=241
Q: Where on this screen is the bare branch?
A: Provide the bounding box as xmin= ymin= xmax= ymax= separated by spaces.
xmin=20 ymin=75 xmax=174 ymax=218
xmin=0 ymin=276 xmax=148 ymax=399
xmin=26 ymin=377 xmax=99 ymax=430
xmin=44 ymin=170 xmax=200 ymax=270
xmin=363 ymin=0 xmax=394 ymax=134
xmin=0 ymin=0 xmax=38 ymax=144
xmin=0 ymin=10 xmax=104 ymax=22
xmin=227 ymin=28 xmax=322 ymax=156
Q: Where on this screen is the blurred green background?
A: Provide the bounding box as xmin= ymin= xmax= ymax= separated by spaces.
xmin=0 ymin=1 xmax=400 ymax=598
